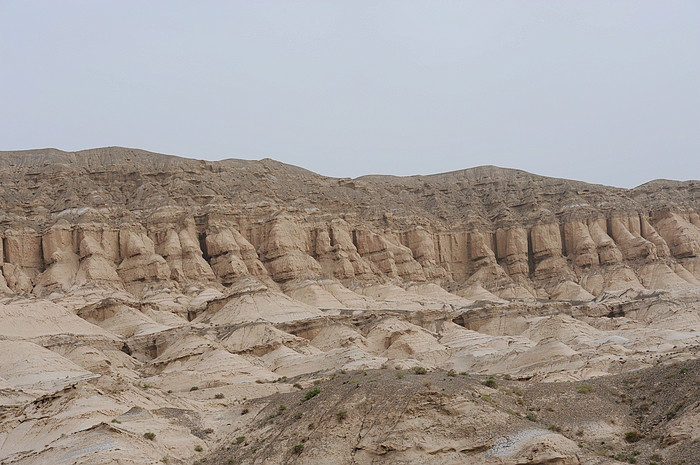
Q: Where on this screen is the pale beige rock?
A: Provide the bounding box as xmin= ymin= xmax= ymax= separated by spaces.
xmin=588 ymin=217 xmax=623 ymax=265
xmin=256 ymin=216 xmax=322 ymax=281
xmin=495 ymin=226 xmax=529 ymax=278
xmin=564 ymin=220 xmax=599 ymax=267
xmin=116 ymin=229 xmax=170 ymax=284
xmin=610 ymin=215 xmax=658 ymax=261
xmin=654 ymin=212 xmax=700 ymax=259
xmin=35 ymin=223 xmax=80 ymax=294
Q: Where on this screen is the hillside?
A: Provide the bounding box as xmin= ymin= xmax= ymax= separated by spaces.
xmin=0 ymin=147 xmax=699 ymax=464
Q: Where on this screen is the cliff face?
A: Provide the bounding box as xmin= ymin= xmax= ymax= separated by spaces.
xmin=1 ymin=147 xmax=699 ymax=301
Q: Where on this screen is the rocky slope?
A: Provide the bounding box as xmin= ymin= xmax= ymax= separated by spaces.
xmin=0 ymin=147 xmax=698 ymax=464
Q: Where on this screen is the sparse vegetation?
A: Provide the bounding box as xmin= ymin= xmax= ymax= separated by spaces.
xmin=482 ymin=376 xmax=498 ymax=388
xmin=624 ymin=430 xmax=642 ymax=443
xmin=666 ymin=402 xmax=684 ymax=419
xmin=396 ymin=371 xmax=405 ymax=379
xmin=189 ymin=386 xmax=199 ymax=391
xmin=111 ymin=418 xmax=121 ymax=424
xmin=143 ymin=431 xmax=155 ymax=440
xmin=411 ymin=366 xmax=427 ymax=375
xmin=235 ymin=436 xmax=245 ymax=444
xmin=336 ymin=410 xmax=347 ymax=421
xmin=214 ymin=393 xmax=224 ymax=399
xmin=203 ymin=428 xmax=213 ymax=434
xmin=577 ymin=384 xmax=593 ymax=394
xmin=194 ymin=444 xmax=203 ymax=452
xmin=304 ymin=387 xmax=321 ymax=401
xmin=526 ymin=412 xmax=537 ymax=422
xmin=279 ymin=404 xmax=287 ymax=411
xmin=241 ymin=408 xmax=249 ymax=415
xmin=447 ymin=369 xmax=457 ymax=377
xmin=292 ymin=443 xmax=304 ymax=454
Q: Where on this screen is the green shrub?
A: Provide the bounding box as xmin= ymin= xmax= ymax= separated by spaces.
xmin=526 ymin=412 xmax=537 ymax=422
xmin=411 ymin=366 xmax=427 ymax=375
xmin=447 ymin=369 xmax=457 ymax=377
xmin=577 ymin=384 xmax=593 ymax=394
xmin=292 ymin=443 xmax=304 ymax=454
xmin=194 ymin=444 xmax=203 ymax=452
xmin=336 ymin=410 xmax=347 ymax=421
xmin=189 ymin=386 xmax=199 ymax=391
xmin=241 ymin=408 xmax=249 ymax=415
xmin=235 ymin=436 xmax=245 ymax=444
xmin=214 ymin=393 xmax=224 ymax=399
xmin=483 ymin=376 xmax=497 ymax=388
xmin=143 ymin=432 xmax=155 ymax=440
xmin=304 ymin=387 xmax=321 ymax=401
xmin=666 ymin=402 xmax=684 ymax=419
xmin=624 ymin=430 xmax=642 ymax=443
xmin=396 ymin=371 xmax=404 ymax=379
xmin=279 ymin=404 xmax=287 ymax=411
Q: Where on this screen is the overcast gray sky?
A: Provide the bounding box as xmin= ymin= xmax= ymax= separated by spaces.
xmin=1 ymin=1 xmax=698 ymax=187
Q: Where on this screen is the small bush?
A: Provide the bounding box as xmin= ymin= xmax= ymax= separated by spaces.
xmin=666 ymin=402 xmax=684 ymax=419
xmin=336 ymin=410 xmax=347 ymax=421
xmin=241 ymin=408 xmax=249 ymax=415
xmin=482 ymin=376 xmax=497 ymax=388
xmin=111 ymin=418 xmax=121 ymax=424
xmin=293 ymin=383 xmax=303 ymax=390
xmin=235 ymin=436 xmax=245 ymax=444
xmin=293 ymin=412 xmax=303 ymax=420
xmin=577 ymin=384 xmax=593 ymax=394
xmin=194 ymin=444 xmax=203 ymax=452
xmin=304 ymin=387 xmax=321 ymax=401
xmin=447 ymin=369 xmax=457 ymax=377
xmin=203 ymin=428 xmax=213 ymax=434
xmin=279 ymin=404 xmax=287 ymax=411
xmin=292 ymin=443 xmax=304 ymax=454
xmin=189 ymin=386 xmax=199 ymax=392
xmin=411 ymin=366 xmax=427 ymax=375
xmin=396 ymin=371 xmax=404 ymax=379
xmin=624 ymin=430 xmax=642 ymax=443
xmin=548 ymin=424 xmax=562 ymax=432
xmin=143 ymin=432 xmax=155 ymax=440
xmin=214 ymin=393 xmax=224 ymax=399
xmin=526 ymin=412 xmax=537 ymax=422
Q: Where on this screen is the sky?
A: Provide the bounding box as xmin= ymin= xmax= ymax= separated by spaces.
xmin=1 ymin=1 xmax=698 ymax=188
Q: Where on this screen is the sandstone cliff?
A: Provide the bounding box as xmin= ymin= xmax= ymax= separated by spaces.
xmin=1 ymin=147 xmax=699 ymax=302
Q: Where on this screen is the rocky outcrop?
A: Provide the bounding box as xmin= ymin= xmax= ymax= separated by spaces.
xmin=0 ymin=147 xmax=698 ymax=302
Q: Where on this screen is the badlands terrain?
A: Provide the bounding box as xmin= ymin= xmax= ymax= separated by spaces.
xmin=0 ymin=147 xmax=699 ymax=464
